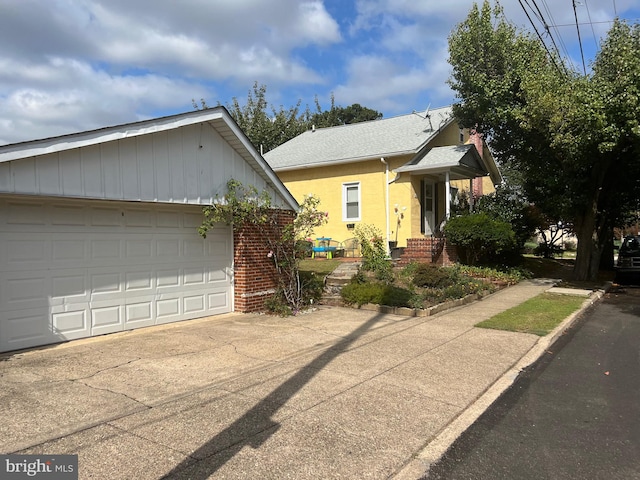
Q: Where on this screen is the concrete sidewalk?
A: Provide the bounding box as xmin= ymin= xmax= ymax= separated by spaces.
xmin=0 ymin=279 xmax=601 ymax=479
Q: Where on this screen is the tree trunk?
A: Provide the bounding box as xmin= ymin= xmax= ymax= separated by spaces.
xmin=572 ymin=205 xmax=600 ymax=281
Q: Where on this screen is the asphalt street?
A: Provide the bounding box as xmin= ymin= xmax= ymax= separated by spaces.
xmin=424 ymin=285 xmax=640 ymax=480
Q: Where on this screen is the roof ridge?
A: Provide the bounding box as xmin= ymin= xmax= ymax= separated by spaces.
xmin=305 ymin=105 xmax=452 ymax=133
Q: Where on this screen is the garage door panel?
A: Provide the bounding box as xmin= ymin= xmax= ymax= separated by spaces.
xmin=183 ymin=239 xmax=205 ymax=258
xmin=184 ymin=266 xmax=206 ymax=286
xmin=157 ymin=239 xmax=180 ymax=257
xmin=208 ymin=290 xmax=231 ymax=312
xmin=208 ymin=267 xmax=229 ymax=284
xmin=6 ymin=200 xmax=46 ymax=225
xmin=51 ymin=307 xmax=89 ymax=340
xmin=183 ymin=294 xmax=205 ymax=314
xmin=91 ymin=304 xmax=124 ymax=335
xmin=91 ymin=239 xmax=122 ymax=261
xmin=52 ymin=238 xmax=87 ymax=263
xmin=51 ymin=270 xmax=88 ymax=301
xmin=157 ymin=269 xmax=180 ymax=288
xmin=6 ymin=238 xmax=49 ymax=267
xmin=1 ymin=307 xmax=58 ymax=352
xmin=91 ymin=272 xmax=123 ymax=296
xmin=125 ymin=270 xmax=154 ymax=292
xmin=51 ymin=204 xmax=86 ymax=226
xmin=2 ymin=274 xmax=49 ymax=310
xmin=90 ymin=206 xmax=122 ymax=226
xmin=125 ymin=239 xmax=154 ymax=259
xmin=125 ymin=301 xmax=154 ymax=328
xmin=1 ymin=197 xmax=233 ymax=352
xmin=156 ymin=297 xmax=181 ymax=322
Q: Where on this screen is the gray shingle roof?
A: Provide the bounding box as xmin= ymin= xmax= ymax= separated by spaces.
xmin=264 ymin=106 xmax=453 ymax=170
xmin=396 ymin=144 xmax=481 ymax=172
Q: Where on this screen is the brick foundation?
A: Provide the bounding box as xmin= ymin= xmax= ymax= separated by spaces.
xmin=233 ymin=209 xmax=295 ymax=312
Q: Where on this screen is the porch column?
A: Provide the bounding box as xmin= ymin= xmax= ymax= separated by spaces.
xmin=445 ymin=171 xmax=451 ymax=220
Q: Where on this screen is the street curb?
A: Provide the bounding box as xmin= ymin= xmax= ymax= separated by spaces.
xmin=392 ymin=282 xmax=611 ymax=480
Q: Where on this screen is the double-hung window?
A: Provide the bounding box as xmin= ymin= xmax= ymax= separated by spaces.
xmin=342 ymin=182 xmax=361 ymax=221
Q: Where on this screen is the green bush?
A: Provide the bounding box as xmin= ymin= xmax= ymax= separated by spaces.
xmin=444 ymin=213 xmax=518 ymax=265
xmin=300 ymin=271 xmax=325 ymax=304
xmin=533 ymin=242 xmax=564 ymax=258
xmin=340 ymin=282 xmax=417 ymax=307
xmin=411 ymin=263 xmax=455 ymax=288
xmin=450 ymin=264 xmax=531 ymax=284
xmin=354 ymin=223 xmax=391 ymax=280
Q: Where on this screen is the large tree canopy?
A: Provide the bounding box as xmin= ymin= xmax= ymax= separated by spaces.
xmin=448 ymin=1 xmax=640 ymax=280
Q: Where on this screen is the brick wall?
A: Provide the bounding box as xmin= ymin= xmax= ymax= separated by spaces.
xmin=398 ymin=237 xmax=458 ymax=266
xmin=233 ymin=209 xmax=295 ymax=312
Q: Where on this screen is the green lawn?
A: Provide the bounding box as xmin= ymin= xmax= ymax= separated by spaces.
xmin=299 ymin=258 xmax=341 ymax=276
xmin=476 ymin=292 xmax=585 ymax=336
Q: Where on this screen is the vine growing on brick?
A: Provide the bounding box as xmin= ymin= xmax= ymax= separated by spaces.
xmin=199 ymin=179 xmax=327 ymax=314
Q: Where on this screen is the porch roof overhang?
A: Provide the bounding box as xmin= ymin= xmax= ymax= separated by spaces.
xmin=394 ymin=144 xmax=488 ymax=180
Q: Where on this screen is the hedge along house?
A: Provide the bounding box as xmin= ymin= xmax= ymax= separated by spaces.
xmin=264 ymin=106 xmax=502 ymax=264
xmin=0 ymin=107 xmax=298 ymax=353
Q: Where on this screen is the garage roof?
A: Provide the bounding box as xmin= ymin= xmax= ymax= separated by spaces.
xmin=0 ymin=107 xmax=298 ymax=210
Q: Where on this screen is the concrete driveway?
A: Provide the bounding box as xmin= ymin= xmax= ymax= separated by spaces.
xmin=0 ymin=281 xmax=564 ymax=479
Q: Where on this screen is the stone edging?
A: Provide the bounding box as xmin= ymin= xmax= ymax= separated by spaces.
xmin=353 ymin=291 xmax=489 ymax=317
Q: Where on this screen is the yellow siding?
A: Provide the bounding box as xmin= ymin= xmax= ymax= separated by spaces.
xmin=279 ymin=156 xmax=416 ymax=245
xmin=277 ymin=122 xmax=496 ymax=248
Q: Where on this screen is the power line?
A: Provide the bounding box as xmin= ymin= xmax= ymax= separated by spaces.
xmin=538 ymin=0 xmax=574 ymax=66
xmin=572 ymin=0 xmax=587 ymax=75
xmin=518 ymin=0 xmax=566 ymax=75
xmin=583 ymin=0 xmax=600 ymax=50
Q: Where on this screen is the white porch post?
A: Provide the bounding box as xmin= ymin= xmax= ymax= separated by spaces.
xmin=445 ymin=171 xmax=451 ymax=220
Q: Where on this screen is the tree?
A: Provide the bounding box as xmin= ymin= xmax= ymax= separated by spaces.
xmin=448 ymin=1 xmax=640 ymax=280
xmin=198 ymin=179 xmax=328 ymax=314
xmin=309 ymin=94 xmax=382 ymax=127
xmin=194 ymin=84 xmax=383 ymax=153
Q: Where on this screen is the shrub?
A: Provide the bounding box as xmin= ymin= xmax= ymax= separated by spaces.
xmin=340 ymin=282 xmax=417 ymax=307
xmin=354 ymin=223 xmax=391 ymax=280
xmin=411 ymin=263 xmax=455 ymax=288
xmin=533 ymin=242 xmax=564 ymax=258
xmin=444 ymin=213 xmax=517 ymax=265
xmin=451 ymin=264 xmax=531 ymax=284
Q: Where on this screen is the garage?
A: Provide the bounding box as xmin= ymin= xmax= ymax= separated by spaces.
xmin=0 ymin=108 xmax=298 ymax=352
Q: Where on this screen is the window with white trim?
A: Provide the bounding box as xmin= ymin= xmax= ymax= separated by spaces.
xmin=342 ymin=182 xmax=361 ymax=221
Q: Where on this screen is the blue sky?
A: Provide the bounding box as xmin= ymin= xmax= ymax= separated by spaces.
xmin=1 ymin=0 xmax=638 ymax=145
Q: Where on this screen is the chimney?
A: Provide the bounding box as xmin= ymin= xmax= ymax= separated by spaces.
xmin=467 ymin=126 xmax=484 ymax=197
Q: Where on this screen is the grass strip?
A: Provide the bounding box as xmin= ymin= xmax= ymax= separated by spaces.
xmin=476 ymin=292 xmax=585 ymax=336
xmin=299 ymin=258 xmax=341 ymax=276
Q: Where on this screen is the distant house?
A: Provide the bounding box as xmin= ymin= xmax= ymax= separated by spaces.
xmin=264 ymin=106 xmax=501 ymax=262
xmin=0 ymin=107 xmax=297 ymax=353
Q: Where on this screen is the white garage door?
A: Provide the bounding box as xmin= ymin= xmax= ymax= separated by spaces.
xmin=0 ymin=196 xmax=233 ymax=353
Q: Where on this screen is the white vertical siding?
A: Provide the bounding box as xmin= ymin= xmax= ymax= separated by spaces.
xmin=0 ymin=122 xmax=286 ymax=207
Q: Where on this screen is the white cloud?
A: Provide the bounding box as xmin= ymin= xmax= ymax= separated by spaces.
xmin=333 ymin=46 xmax=454 ymax=114
xmin=0 ymin=0 xmax=636 ymax=144
xmin=0 ymin=0 xmax=343 ymax=144
xmin=0 ymin=56 xmax=210 ymax=144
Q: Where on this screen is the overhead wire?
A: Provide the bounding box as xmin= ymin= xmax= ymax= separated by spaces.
xmin=518 ymin=0 xmax=567 ymax=75
xmin=572 ymin=0 xmax=587 ymax=74
xmin=583 ymin=0 xmax=600 ymax=50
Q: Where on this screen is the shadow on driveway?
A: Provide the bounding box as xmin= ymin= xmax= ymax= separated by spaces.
xmin=162 ymin=312 xmax=386 ymax=479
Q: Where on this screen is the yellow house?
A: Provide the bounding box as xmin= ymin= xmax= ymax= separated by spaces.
xmin=264 ymin=106 xmax=502 ymax=260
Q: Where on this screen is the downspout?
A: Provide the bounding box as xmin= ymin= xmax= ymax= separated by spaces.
xmin=445 ymin=171 xmax=451 ymax=221
xmin=381 ymin=158 xmax=390 ymax=255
